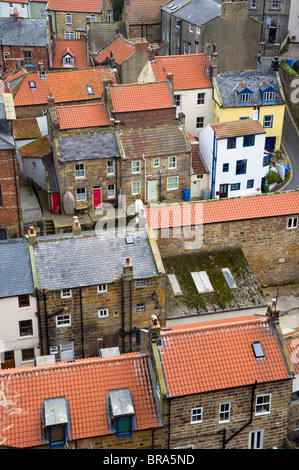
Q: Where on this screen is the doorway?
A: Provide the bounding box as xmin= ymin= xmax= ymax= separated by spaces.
xmin=93 ymin=186 xmax=102 ymax=208
xmin=219 ymin=184 xmax=228 ymax=198
xmin=147 ymin=180 xmax=158 ymax=201
xmin=191 ymin=180 xmax=200 ymax=198
xmin=2 ymin=351 xmax=15 ymax=369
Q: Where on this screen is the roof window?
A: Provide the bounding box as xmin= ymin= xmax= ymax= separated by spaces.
xmin=42 ymin=397 xmax=71 ymax=448
xmin=107 ymin=388 xmax=136 ymax=438
xmin=191 ymin=271 xmax=214 ymax=294
xmin=29 ymin=81 xmax=36 ymax=89
xmin=252 ymin=341 xmax=265 ymax=359
xmin=167 ymin=274 xmax=182 ymax=296
xmin=222 ymin=268 xmax=237 ymax=289
xmin=86 ymin=85 xmax=94 ymax=95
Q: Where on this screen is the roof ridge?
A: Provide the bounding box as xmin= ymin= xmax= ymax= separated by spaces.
xmin=0 ymin=352 xmax=149 ymax=376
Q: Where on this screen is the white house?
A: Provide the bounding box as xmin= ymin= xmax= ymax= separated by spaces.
xmin=0 ymin=239 xmax=39 ymax=369
xmin=138 ymin=53 xmax=213 ymax=137
xmin=288 ymin=0 xmax=299 ymax=44
xmin=0 ymin=1 xmax=30 ymax=18
xmin=198 ymin=117 xmax=270 ymax=199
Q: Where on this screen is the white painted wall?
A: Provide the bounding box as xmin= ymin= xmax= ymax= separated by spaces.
xmin=199 ymin=124 xmax=268 ymax=199
xmin=0 ymin=295 xmax=39 ymax=368
xmin=21 ymin=156 xmax=47 ymax=191
xmin=0 ymin=2 xmax=30 ymax=18
xmin=288 ymin=0 xmax=299 ymax=42
xmin=175 ymin=87 xmax=213 ymax=137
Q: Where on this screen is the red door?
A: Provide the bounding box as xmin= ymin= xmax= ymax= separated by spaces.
xmin=51 ymin=193 xmax=60 ymax=213
xmin=93 ymin=187 xmax=101 ymax=208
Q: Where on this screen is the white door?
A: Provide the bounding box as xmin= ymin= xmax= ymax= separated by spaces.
xmin=190 ymin=180 xmax=200 ymax=198
xmin=60 ymin=342 xmax=74 ymax=362
xmin=148 ymin=180 xmax=158 ymax=201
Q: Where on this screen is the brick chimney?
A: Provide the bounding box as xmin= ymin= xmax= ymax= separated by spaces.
xmin=38 ymin=61 xmax=46 ymax=78
xmin=135 ymin=38 xmax=150 ymax=52
xmin=72 ymin=216 xmax=81 ymax=236
xmin=47 ymin=92 xmax=55 ymax=108
xmin=211 ymin=44 xmax=218 ymax=77
xmin=102 ymin=76 xmax=109 ymax=105
xmin=147 ymin=47 xmax=155 ymax=62
xmin=149 ymin=315 xmax=161 ymax=344
xmin=28 ymin=225 xmax=37 ymax=245
xmin=266 ymin=298 xmax=280 ymax=325
xmin=13 ymin=7 xmax=19 ymax=22
xmin=123 ymin=256 xmax=133 ymax=281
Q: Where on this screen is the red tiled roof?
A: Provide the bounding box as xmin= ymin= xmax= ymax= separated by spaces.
xmin=52 ymin=39 xmax=89 ymax=69
xmin=95 ymin=36 xmax=136 ymax=65
xmin=146 ymin=191 xmax=299 ymax=229
xmin=56 ymin=102 xmax=110 ymax=129
xmin=6 ymin=69 xmax=26 ymax=83
xmin=0 ymin=353 xmax=160 ymax=448
xmin=13 ymin=68 xmax=116 ymax=107
xmin=152 ymin=54 xmax=212 ymax=91
xmin=19 ymin=135 xmax=51 ymax=158
xmin=191 ymin=142 xmax=208 ymax=175
xmin=109 ymin=82 xmax=174 ymax=112
xmin=12 ymin=118 xmax=42 ymax=140
xmin=284 ymin=328 xmax=299 ymax=375
xmin=124 ymin=0 xmax=165 ymax=24
xmin=46 ymin=0 xmax=102 ymax=13
xmin=160 ymin=316 xmax=291 ymax=397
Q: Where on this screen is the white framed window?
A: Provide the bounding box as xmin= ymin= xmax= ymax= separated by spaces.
xmin=107 ymin=160 xmax=114 ymax=174
xmin=250 ymin=0 xmax=257 ymax=8
xmin=183 ymin=41 xmax=187 ymax=55
xmin=136 ymin=303 xmax=145 ymax=312
xmin=97 ymin=284 xmax=107 ymax=293
xmin=61 ymin=289 xmax=72 ymax=299
xmin=196 ymin=116 xmax=204 ymax=128
xmin=174 ymin=94 xmax=181 ymax=107
xmin=153 ymin=158 xmax=160 ymax=168
xmin=287 ymin=217 xmax=298 ymax=229
xmin=76 ymin=187 xmax=86 ymax=202
xmin=107 ymin=184 xmax=115 ymax=198
xmin=136 ymin=279 xmax=145 ymax=287
xmin=3 ymin=52 xmax=10 ymax=60
xmin=65 ymin=31 xmax=75 ymax=39
xmin=249 ymin=430 xmax=264 ymax=449
xmin=40 ymin=9 xmax=46 ymax=18
xmin=271 ymin=0 xmax=279 ymax=9
xmin=167 ymin=28 xmax=170 ymax=42
xmin=191 ymin=407 xmax=203 ymax=423
xmin=98 ymin=308 xmax=109 ymax=318
xmin=197 ymin=93 xmax=205 ymax=105
xmin=132 ymin=181 xmax=141 ymax=195
xmin=255 ymin=394 xmax=271 ymax=415
xmin=86 ymin=85 xmax=94 ymax=95
xmin=167 ymin=176 xmax=179 ymax=191
xmin=195 ymin=41 xmax=199 ymax=54
xmin=132 ymin=160 xmax=141 ymax=174
xmin=263 ymin=91 xmax=276 ymax=102
xmin=219 ymin=402 xmax=230 ymax=422
xmin=239 ymin=93 xmax=252 ymax=103
xmin=196 ymin=26 xmax=201 ymax=35
xmin=90 ymin=14 xmax=96 ymax=22
xmin=263 ymin=115 xmax=273 ymax=128
xmin=50 ymin=346 xmax=58 ymax=355
xmin=32 ymin=161 xmax=37 ymax=169
xmin=66 ymin=13 xmax=72 ymax=25
xmin=189 ymin=24 xmax=193 ymax=33
xmin=168 ymin=156 xmax=177 ymax=169
xmin=107 ymin=10 xmax=114 ymax=22
xmin=63 ymin=55 xmax=74 ymax=67
xmin=75 ymin=163 xmax=85 ymax=178
xmin=56 ymin=314 xmax=71 ymax=327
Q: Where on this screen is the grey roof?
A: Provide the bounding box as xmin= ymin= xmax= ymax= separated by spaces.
xmin=58 ymin=133 xmax=119 ymax=162
xmin=0 ymin=239 xmax=34 ymax=298
xmin=0 ymin=131 xmax=15 ymax=150
xmin=161 ymin=0 xmax=221 ymax=26
xmin=0 ymin=18 xmax=48 ymax=47
xmin=32 ymin=230 xmax=159 ymax=290
xmin=216 ymin=70 xmax=285 ymax=108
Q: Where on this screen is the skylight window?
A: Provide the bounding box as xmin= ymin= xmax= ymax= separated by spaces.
xmin=252 ymin=341 xmax=265 ymax=359
xmin=86 ymin=85 xmax=94 ymax=95
xmin=191 ymin=271 xmax=214 ymax=294
xmin=167 ymin=274 xmax=182 ymax=296
xmin=222 ymin=268 xmax=237 ymax=289
xmin=29 ymin=81 xmax=36 ymax=89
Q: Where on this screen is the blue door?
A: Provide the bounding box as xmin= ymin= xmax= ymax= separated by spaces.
xmin=265 ymin=137 xmax=276 ymax=152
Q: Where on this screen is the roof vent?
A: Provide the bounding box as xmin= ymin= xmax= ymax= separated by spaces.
xmin=125 ymin=234 xmax=134 ymax=244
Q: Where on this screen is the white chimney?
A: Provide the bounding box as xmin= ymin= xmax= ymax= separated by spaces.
xmin=251 ymin=104 xmax=258 ymax=120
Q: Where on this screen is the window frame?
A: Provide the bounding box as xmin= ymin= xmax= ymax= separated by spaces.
xmin=174 ymin=94 xmax=181 ymax=107
xmin=64 ymin=31 xmax=75 ymax=39
xmin=239 ymin=92 xmax=252 ymax=104
xmin=107 ymin=160 xmax=114 ymax=175
xmin=97 ymin=284 xmax=107 ymax=293
xmin=263 ymin=154 xmax=271 ymax=167
xmin=230 ymin=183 xmax=241 ymax=191
xmin=153 ymin=158 xmax=160 ymax=168
xmin=227 ymin=137 xmax=236 ymax=149
xmin=255 ymin=394 xmax=271 ymax=416
xmin=168 ymin=156 xmax=177 ymax=169
xmin=76 ymin=187 xmax=86 ymax=202
xmin=132 ymin=160 xmax=141 ymax=174
xmin=247 ymin=179 xmax=254 ymax=189
xmin=75 ymin=163 xmax=85 ymax=179
xmin=107 ymin=184 xmax=115 ymax=198
xmin=236 ymin=159 xmax=247 ymax=175
xmin=86 ymin=85 xmax=94 ymax=95
xmin=249 ymin=430 xmax=264 ymax=449
xmin=18 ymin=294 xmax=30 ymax=308
xmin=197 ymin=93 xmax=205 ymax=106
xmin=136 ymin=279 xmax=146 ymax=287
xmin=219 ymin=402 xmax=231 ymax=423
xmin=191 ymin=407 xmax=203 ymax=424
xmin=22 ymin=348 xmax=35 ymax=362
xmin=287 ymin=217 xmax=298 ymax=229
xmin=271 ymin=0 xmax=279 ymax=9
xmin=132 ymin=181 xmax=141 ymax=195
xmin=90 ymin=14 xmax=96 ymax=22
xmin=263 ymin=115 xmax=273 ymax=128
xmin=19 ymin=320 xmax=33 ymax=337
xmin=223 ymin=163 xmax=229 ymax=173
xmin=116 ymin=416 xmax=133 ymax=438
xmin=56 ymin=314 xmax=71 ymax=327
xmin=98 ymin=308 xmax=109 ymax=318
xmin=136 ymin=303 xmax=145 ymax=312
xmin=65 ymin=13 xmax=72 ymax=25
xmin=196 ymin=116 xmax=204 ymax=129
xmin=23 ymin=50 xmax=33 ymax=66
xmin=167 ymin=176 xmax=179 ymax=191
xmin=61 ymin=289 xmax=72 ymax=299
xmin=243 ymin=134 xmax=255 ymax=147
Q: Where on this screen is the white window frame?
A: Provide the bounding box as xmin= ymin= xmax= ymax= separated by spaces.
xmin=287 ymin=217 xmax=298 ymax=229
xmin=196 ymin=26 xmax=201 ymax=35
xmin=132 ymin=181 xmax=141 ymax=195
xmin=136 ymin=303 xmax=145 ymax=312
xmin=239 ymin=93 xmax=252 ymax=103
xmin=250 ymin=0 xmax=257 ymax=8
xmin=107 ymin=184 xmax=115 ymax=198
xmin=76 ymin=187 xmax=86 ymax=202
xmin=56 ymin=314 xmax=71 ymax=327
xmin=255 ymin=394 xmax=271 ymax=416
xmin=61 ymin=289 xmax=72 ymax=299
xmin=97 ymin=284 xmax=107 ymax=293
xmin=191 ymin=407 xmax=203 ymax=423
xmin=263 ymin=91 xmax=276 ymax=101
xmin=90 ymin=14 xmax=96 ymax=22
xmin=249 ymin=430 xmax=264 ymax=449
xmin=197 ymin=92 xmax=205 ymax=105
xmin=153 ymin=158 xmax=160 ymax=168
xmin=65 ymin=31 xmax=75 ymax=39
xmin=3 ymin=52 xmax=10 ymax=60
xmin=263 ymin=115 xmax=273 ymax=128
xmin=136 ymin=279 xmax=145 ymax=287
xmin=271 ymin=0 xmax=279 ymax=9
xmin=65 ymin=13 xmax=72 ymax=25
xmin=86 ymin=85 xmax=94 ymax=95
xmin=196 ymin=116 xmax=205 ymax=129
xmin=219 ymin=402 xmax=231 ymax=423
xmin=107 ymin=160 xmax=114 ymax=175
xmin=174 ymin=94 xmax=181 ymax=107
xmin=40 ymin=9 xmax=46 ymax=18
xmin=132 ymin=160 xmax=141 ymax=174
xmin=189 ymin=23 xmax=193 ymax=33
xmin=75 ymin=163 xmax=85 ymax=179
xmin=107 ymin=10 xmax=114 ymax=23
xmin=167 ymin=176 xmax=179 ymax=191
xmin=98 ymin=308 xmax=109 ymax=318
xmin=168 ymin=156 xmax=177 ymax=169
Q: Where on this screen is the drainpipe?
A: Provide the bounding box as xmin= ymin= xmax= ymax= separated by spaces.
xmin=121 ymin=276 xmax=125 ymax=352
xmin=12 ymin=150 xmax=22 ymax=237
xmin=35 ymin=288 xmax=43 ymax=356
xmin=142 ymin=154 xmax=146 ymax=201
xmin=43 ymin=289 xmax=50 ymax=355
xmin=129 ymin=279 xmax=132 ymax=352
xmin=79 ymin=287 xmax=84 ymax=358
xmin=167 ymin=397 xmax=174 ymax=449
xmin=115 ymin=156 xmax=118 ymax=204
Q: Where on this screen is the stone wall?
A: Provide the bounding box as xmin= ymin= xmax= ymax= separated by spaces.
xmin=154 ymin=214 xmax=299 ymax=285
xmin=112 ymin=108 xmax=176 ymax=129
xmin=54 ymin=12 xmax=101 ymax=39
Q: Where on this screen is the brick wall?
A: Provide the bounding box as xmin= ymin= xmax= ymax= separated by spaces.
xmin=55 ymin=12 xmax=101 ymax=39
xmin=0 ymin=148 xmax=23 ymax=238
xmin=154 ymin=214 xmax=299 ymax=285
xmin=0 ymin=45 xmax=50 ymax=73
xmin=112 ymin=108 xmax=176 ymax=129
xmin=16 ymin=99 xmax=102 ymax=119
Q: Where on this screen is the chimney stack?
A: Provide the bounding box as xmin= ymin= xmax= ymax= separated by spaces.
xmin=102 ymin=76 xmax=109 ymax=105
xmin=123 ymin=257 xmax=133 ymax=281
xmin=178 ymin=112 xmax=185 ymax=125
xmin=266 ymin=298 xmax=280 ymax=325
xmin=166 ymin=72 xmax=173 ymax=86
xmin=149 ymin=315 xmax=161 ymax=344
xmin=28 ymin=225 xmax=37 ymax=245
xmin=72 ymin=216 xmax=81 ymax=237
xmin=47 ymin=92 xmax=55 ymax=108
xmin=251 ymin=104 xmax=258 ymax=120
xmin=147 ymin=47 xmax=155 ymax=62
xmin=13 ymin=7 xmax=19 ymax=22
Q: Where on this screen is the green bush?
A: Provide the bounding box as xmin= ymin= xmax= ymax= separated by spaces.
xmin=266 ymin=170 xmax=280 ymax=184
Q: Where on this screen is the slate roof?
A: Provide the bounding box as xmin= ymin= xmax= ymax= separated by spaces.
xmin=52 ymin=39 xmax=89 ymax=69
xmin=55 ymin=102 xmax=110 ymax=130
xmin=88 ymin=22 xmax=127 ymax=56
xmin=0 ymin=131 xmax=15 ymax=150
xmin=146 ymin=191 xmax=299 ymax=229
xmin=32 ymin=231 xmax=159 ymax=290
xmin=151 ymin=54 xmax=212 ymax=91
xmin=58 ymin=132 xmax=119 ymax=162
xmin=161 ymin=0 xmax=221 ymax=26
xmin=215 ymin=70 xmax=285 ymax=108
xmin=118 ymin=124 xmax=190 ymax=158
xmin=0 ymin=18 xmax=48 ymax=47
xmin=0 ymin=352 xmax=161 ymax=448
xmin=13 ymin=68 xmax=116 ymax=107
xmin=159 ymin=316 xmax=292 ymax=397
xmin=0 ymin=239 xmax=34 ymax=298
xmin=109 ymin=82 xmax=175 ymax=112
xmin=210 ymin=119 xmax=266 ymax=139
xmin=47 ymin=0 xmax=102 ymax=13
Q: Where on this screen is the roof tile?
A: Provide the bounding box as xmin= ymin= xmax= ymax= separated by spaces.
xmin=52 ymin=39 xmax=89 ymax=69
xmin=56 ymin=102 xmax=110 ymax=129
xmin=109 ymin=82 xmax=174 ymax=112
xmin=95 ymin=35 xmax=136 ymax=65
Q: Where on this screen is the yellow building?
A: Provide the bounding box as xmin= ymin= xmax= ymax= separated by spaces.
xmin=212 ymin=69 xmax=285 ymax=152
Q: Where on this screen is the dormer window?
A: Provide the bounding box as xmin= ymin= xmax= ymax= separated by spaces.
xmin=235 ymin=82 xmax=253 ymax=104
xmin=107 ymin=388 xmax=135 ymax=438
xmin=259 ymin=81 xmax=277 ymax=103
xmin=42 ymin=397 xmax=71 ymax=448
xmin=63 ymin=53 xmax=74 ymax=68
